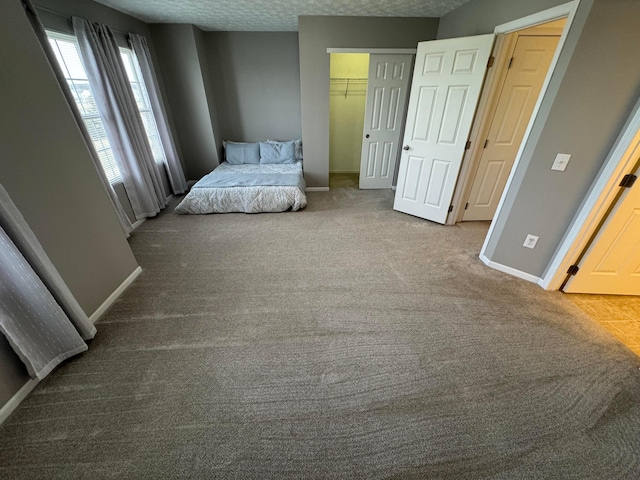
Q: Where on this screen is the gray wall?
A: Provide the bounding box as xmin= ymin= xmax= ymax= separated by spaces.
xmin=206 ymin=32 xmax=302 ymax=143
xmin=150 ymin=24 xmax=221 ymax=180
xmin=437 ymin=0 xmax=571 ymax=39
xmin=298 ymin=16 xmax=440 ymax=187
xmin=439 ymin=0 xmax=640 ymax=280
xmin=194 ymin=27 xmax=224 ymax=164
xmin=0 ymin=0 xmax=140 ymax=406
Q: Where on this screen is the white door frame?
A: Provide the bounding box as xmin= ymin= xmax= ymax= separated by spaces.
xmin=540 ymin=96 xmax=640 ymax=289
xmin=449 ymin=2 xmax=580 ymax=228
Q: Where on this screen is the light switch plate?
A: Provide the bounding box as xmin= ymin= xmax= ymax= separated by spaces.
xmin=552 ymin=153 xmax=571 ymax=171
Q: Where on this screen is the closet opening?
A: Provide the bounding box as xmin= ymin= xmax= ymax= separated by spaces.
xmin=329 ymin=52 xmax=414 ymax=191
xmin=329 ymin=53 xmax=369 ymax=190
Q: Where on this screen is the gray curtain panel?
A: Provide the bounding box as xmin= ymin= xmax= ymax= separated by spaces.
xmin=129 ymin=34 xmax=188 ymax=195
xmin=73 ymin=17 xmax=167 ymax=220
xmin=21 ymin=0 xmax=133 ymax=236
xmin=0 ymin=184 xmax=94 ymax=380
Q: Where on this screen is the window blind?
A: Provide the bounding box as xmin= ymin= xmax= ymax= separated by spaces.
xmin=47 ymin=32 xmax=123 ymax=184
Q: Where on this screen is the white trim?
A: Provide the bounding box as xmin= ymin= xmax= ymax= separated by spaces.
xmin=0 ymin=378 xmax=40 ymax=425
xmin=88 ymin=266 xmax=142 ymax=324
xmin=480 ymin=254 xmax=542 ymax=284
xmin=391 ymin=186 xmax=397 ymax=191
xmin=329 ymin=170 xmax=359 ymax=174
xmin=480 ymin=0 xmax=580 ymax=261
xmin=540 ymin=98 xmax=640 ymax=290
xmin=327 ymin=48 xmax=417 ymax=54
xmin=494 ymin=1 xmax=579 ymax=34
xmin=131 ymin=218 xmax=145 ymax=230
xmin=306 ymin=187 xmax=330 ymax=192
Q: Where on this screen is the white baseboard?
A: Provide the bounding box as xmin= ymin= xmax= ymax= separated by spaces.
xmin=89 ymin=266 xmax=143 ymax=324
xmin=479 ymin=254 xmax=542 ymax=284
xmin=306 ymin=187 xmax=330 ymax=192
xmin=0 ymin=378 xmax=39 ymax=425
xmin=329 ymin=170 xmax=359 ymax=174
xmin=131 ymin=218 xmax=145 ymax=231
xmin=391 ymin=186 xmax=397 ymax=191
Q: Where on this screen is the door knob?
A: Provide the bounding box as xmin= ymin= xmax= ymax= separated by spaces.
xmin=365 ymin=134 xmax=370 ymax=138
xmin=403 ymin=145 xmax=410 ymax=150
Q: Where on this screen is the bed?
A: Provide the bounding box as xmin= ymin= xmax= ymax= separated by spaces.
xmin=174 ymin=140 xmax=307 ymax=214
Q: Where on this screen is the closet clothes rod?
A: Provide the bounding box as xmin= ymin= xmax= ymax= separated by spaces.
xmin=330 ymin=77 xmax=368 ymax=98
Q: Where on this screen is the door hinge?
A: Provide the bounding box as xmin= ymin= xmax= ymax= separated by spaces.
xmin=487 ymin=56 xmax=495 ymax=68
xmin=483 ymin=139 xmax=489 ymax=149
xmin=508 ymin=57 xmax=514 ymax=69
xmin=465 ymin=203 xmax=469 ymax=210
xmin=567 ymin=265 xmax=580 ymax=276
xmin=465 ymin=140 xmax=471 ymax=150
xmin=448 ymin=205 xmax=454 ymax=213
xmin=619 ymin=173 xmax=637 ymax=188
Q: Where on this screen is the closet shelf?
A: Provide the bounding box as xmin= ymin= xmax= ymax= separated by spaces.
xmin=330 ymin=77 xmax=368 ymax=98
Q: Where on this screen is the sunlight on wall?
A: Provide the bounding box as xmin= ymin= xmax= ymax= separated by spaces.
xmin=329 ymin=54 xmax=369 ymax=173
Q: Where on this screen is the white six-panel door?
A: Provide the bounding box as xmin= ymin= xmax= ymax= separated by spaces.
xmin=463 ymin=35 xmax=560 ymax=221
xmin=359 ymin=54 xmax=413 ymax=189
xmin=393 ymin=35 xmax=494 ymax=223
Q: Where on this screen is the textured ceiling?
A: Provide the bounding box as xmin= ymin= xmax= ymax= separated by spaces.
xmin=93 ymin=0 xmax=473 ymax=32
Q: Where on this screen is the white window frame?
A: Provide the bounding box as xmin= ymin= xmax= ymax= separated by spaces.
xmin=46 ymin=30 xmax=169 ymax=184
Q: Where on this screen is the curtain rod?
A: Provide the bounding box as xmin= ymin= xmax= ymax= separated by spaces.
xmin=34 ymin=4 xmax=131 ymax=37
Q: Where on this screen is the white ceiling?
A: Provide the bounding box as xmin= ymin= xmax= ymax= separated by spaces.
xmin=93 ymin=0 xmax=473 ymax=32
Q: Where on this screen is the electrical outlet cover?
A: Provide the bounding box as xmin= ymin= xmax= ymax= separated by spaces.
xmin=523 ymin=234 xmax=539 ymax=249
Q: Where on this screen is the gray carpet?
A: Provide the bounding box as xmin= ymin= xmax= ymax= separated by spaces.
xmin=1 ymin=189 xmax=639 ymax=479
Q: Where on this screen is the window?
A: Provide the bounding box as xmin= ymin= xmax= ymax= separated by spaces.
xmin=47 ymin=32 xmax=121 ymax=183
xmin=119 ymin=48 xmax=167 ymax=167
xmin=46 ymin=31 xmax=167 ymax=184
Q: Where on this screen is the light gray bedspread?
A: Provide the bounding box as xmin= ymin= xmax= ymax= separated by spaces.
xmin=174 ymin=161 xmax=307 ymax=214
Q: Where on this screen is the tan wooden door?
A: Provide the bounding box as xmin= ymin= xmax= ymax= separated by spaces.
xmin=564 ymin=170 xmax=640 ymax=295
xmin=463 ymin=34 xmax=560 ymax=221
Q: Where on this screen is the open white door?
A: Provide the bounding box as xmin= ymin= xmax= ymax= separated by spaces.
xmin=394 ymin=35 xmax=494 ymax=223
xmin=564 ymin=168 xmax=640 ymax=295
xmin=359 ymin=54 xmax=413 ymax=189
